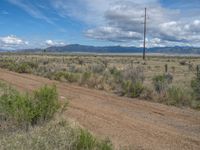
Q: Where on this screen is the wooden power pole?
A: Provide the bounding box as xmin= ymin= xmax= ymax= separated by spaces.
xmin=143 ymin=8 xmax=147 ymax=60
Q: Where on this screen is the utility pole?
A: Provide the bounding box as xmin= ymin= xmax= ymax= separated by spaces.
xmin=143 ymin=8 xmax=147 ymax=60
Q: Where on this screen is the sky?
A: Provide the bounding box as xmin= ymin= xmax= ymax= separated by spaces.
xmin=0 ymin=0 xmax=200 ymax=50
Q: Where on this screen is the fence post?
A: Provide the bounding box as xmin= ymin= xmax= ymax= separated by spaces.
xmin=197 ymin=65 xmax=200 ymax=78
xmin=165 ymin=64 xmax=168 ymax=73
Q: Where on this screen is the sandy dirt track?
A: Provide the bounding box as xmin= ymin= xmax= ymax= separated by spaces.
xmin=0 ymin=68 xmax=200 ymax=150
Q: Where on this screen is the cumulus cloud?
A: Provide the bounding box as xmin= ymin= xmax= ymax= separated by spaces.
xmin=45 ymin=40 xmax=65 ymax=46
xmin=156 ymin=20 xmax=200 ymax=44
xmin=5 ymin=0 xmax=200 ymax=47
xmin=0 ymin=35 xmax=28 ymax=50
xmin=148 ymin=38 xmax=165 ymax=47
xmin=86 ymin=26 xmax=142 ymax=42
xmin=51 ymin=0 xmax=200 ymax=46
xmin=83 ymin=1 xmax=185 ymax=46
xmin=185 ymin=20 xmax=200 ymax=33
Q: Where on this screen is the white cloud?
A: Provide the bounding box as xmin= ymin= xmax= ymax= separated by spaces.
xmin=50 ymin=0 xmax=200 ymax=46
xmin=82 ymin=1 xmax=178 ymax=46
xmin=185 ymin=20 xmax=200 ymax=33
xmin=0 ymin=35 xmax=29 ymax=50
xmin=51 ymin=0 xmax=158 ymax=24
xmin=5 ymin=0 xmax=200 ymax=47
xmin=148 ymin=38 xmax=165 ymax=47
xmin=86 ymin=26 xmax=142 ymax=42
xmin=45 ymin=40 xmax=65 ymax=46
xmin=1 ymin=35 xmax=24 ymax=45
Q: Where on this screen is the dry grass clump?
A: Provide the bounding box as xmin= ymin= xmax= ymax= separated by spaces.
xmin=0 ymin=120 xmax=113 ymax=150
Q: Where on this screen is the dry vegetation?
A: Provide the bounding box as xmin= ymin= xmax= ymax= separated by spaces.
xmin=0 ymin=81 xmax=113 ymax=150
xmin=0 ymin=53 xmax=200 ymax=109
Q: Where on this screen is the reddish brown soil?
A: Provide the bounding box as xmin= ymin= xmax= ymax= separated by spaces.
xmin=0 ymin=68 xmax=200 ymax=150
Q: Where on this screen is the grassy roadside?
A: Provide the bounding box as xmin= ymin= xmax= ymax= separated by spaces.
xmin=0 ymin=81 xmax=113 ymax=150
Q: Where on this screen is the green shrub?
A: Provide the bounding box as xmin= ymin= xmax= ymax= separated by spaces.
xmin=26 ymin=61 xmax=38 ymax=69
xmin=110 ymin=67 xmax=122 ymax=83
xmin=76 ymin=129 xmax=97 ymax=149
xmin=64 ymin=73 xmax=80 ymax=83
xmin=191 ymin=77 xmax=200 ymax=100
xmin=165 ymin=86 xmax=191 ymax=106
xmin=191 ymin=100 xmax=200 ymax=110
xmin=98 ymin=138 xmax=113 ymax=150
xmin=0 ymin=81 xmax=8 ymax=96
xmin=74 ymin=129 xmax=113 ymax=150
xmin=53 ymin=72 xmax=66 ymax=80
xmin=15 ymin=62 xmax=32 ymax=73
xmin=122 ymin=81 xmax=144 ymax=98
xmin=53 ymin=72 xmax=79 ymax=83
xmin=0 ymin=82 xmax=113 ymax=149
xmin=32 ymin=85 xmax=59 ymax=124
xmin=123 ymin=65 xmax=145 ymax=83
xmin=0 ymin=61 xmax=17 ymax=71
xmin=116 ymin=66 xmax=144 ymax=98
xmin=0 ymin=60 xmax=38 ymax=74
xmin=80 ymin=72 xmax=92 ymax=85
xmin=0 ymin=85 xmax=59 ymax=129
xmin=0 ymin=88 xmax=33 ymax=128
xmin=153 ymin=74 xmax=173 ymax=94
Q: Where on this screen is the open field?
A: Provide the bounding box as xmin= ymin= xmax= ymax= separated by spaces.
xmin=0 ymin=53 xmax=200 ymax=108
xmin=0 ymin=54 xmax=200 ymax=149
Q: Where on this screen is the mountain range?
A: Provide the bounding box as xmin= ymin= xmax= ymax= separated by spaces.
xmin=45 ymin=44 xmax=200 ymax=54
xmin=2 ymin=44 xmax=200 ymax=54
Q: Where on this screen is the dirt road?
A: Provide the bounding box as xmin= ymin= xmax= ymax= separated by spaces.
xmin=0 ymin=68 xmax=200 ymax=150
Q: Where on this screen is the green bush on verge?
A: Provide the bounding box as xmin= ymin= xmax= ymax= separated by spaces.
xmin=15 ymin=62 xmax=32 ymax=73
xmin=191 ymin=76 xmax=200 ymax=109
xmin=122 ymin=81 xmax=144 ymax=98
xmin=191 ymin=76 xmax=200 ymax=100
xmin=53 ymin=72 xmax=80 ymax=83
xmin=152 ymin=74 xmax=173 ymax=94
xmin=0 ymin=83 xmax=113 ymax=150
xmin=76 ymin=129 xmax=97 ymax=149
xmin=165 ymin=86 xmax=191 ymax=107
xmin=115 ymin=66 xmax=145 ymax=98
xmin=32 ymin=85 xmax=59 ymax=125
xmin=0 ymin=85 xmax=59 ymax=129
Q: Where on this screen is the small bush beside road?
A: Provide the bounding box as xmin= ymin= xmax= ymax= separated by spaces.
xmin=0 ymin=81 xmax=113 ymax=150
